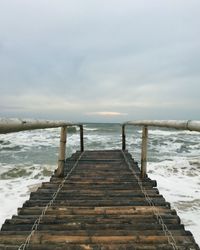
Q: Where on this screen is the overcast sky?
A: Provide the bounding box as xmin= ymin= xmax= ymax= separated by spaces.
xmin=0 ymin=0 xmax=199 ymax=122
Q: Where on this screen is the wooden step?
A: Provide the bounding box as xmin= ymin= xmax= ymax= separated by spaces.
xmin=0 ymin=233 xmax=196 ymax=245
xmin=0 ymin=150 xmax=198 ymax=249
xmin=17 ymin=206 xmax=176 ymax=216
xmin=0 ymin=243 xmax=199 ymax=250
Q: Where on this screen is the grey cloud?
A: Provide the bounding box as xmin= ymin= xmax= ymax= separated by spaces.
xmin=0 ymin=0 xmax=200 ymax=121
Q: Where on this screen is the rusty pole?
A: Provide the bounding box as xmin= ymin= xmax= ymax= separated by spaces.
xmin=141 ymin=126 xmax=148 ymax=179
xmin=80 ymin=125 xmax=84 ymax=152
xmin=122 ymin=124 xmax=126 ymax=150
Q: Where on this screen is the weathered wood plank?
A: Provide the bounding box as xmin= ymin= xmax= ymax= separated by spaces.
xmin=0 ymin=243 xmax=199 ymax=250
xmin=0 ymin=150 xmax=199 ymax=249
xmin=17 ymin=205 xmax=175 ymax=216
xmin=0 ymin=233 xmax=196 ymax=244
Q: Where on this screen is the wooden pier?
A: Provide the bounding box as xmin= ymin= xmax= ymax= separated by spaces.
xmin=0 ymin=150 xmax=199 ymax=250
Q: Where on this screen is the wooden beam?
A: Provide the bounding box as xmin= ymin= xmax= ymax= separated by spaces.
xmin=56 ymin=126 xmax=67 ymax=177
xmin=0 ymin=118 xmax=74 ymax=134
xmin=124 ymin=120 xmax=200 ymax=132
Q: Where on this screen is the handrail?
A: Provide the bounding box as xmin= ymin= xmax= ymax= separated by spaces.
xmin=122 ymin=120 xmax=200 ymax=178
xmin=0 ymin=119 xmax=84 ymax=177
xmin=124 ymin=120 xmax=200 ymax=132
xmin=0 ymin=118 xmax=75 ymax=134
xmin=2 ymin=119 xmax=200 ymax=179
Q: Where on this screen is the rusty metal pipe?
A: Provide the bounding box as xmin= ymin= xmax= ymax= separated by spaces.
xmin=80 ymin=125 xmax=84 ymax=152
xmin=141 ymin=126 xmax=148 ymax=179
xmin=122 ymin=124 xmax=126 ymax=150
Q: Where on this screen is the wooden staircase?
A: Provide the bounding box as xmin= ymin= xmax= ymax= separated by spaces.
xmin=0 ymin=150 xmax=199 ymax=249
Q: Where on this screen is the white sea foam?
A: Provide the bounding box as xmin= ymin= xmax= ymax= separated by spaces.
xmin=149 ymin=129 xmax=200 ymax=136
xmin=84 ymin=127 xmax=99 ymax=131
xmin=148 ymin=158 xmax=200 ymax=245
xmin=0 ymin=163 xmax=55 ymax=227
xmin=0 ymin=129 xmax=60 ymax=149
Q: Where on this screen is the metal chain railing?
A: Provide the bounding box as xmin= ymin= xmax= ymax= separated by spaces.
xmin=121 ymin=150 xmax=179 ymax=250
xmin=18 ymin=151 xmax=84 ymax=250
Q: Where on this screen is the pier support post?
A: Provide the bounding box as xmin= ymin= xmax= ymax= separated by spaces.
xmin=141 ymin=126 xmax=148 ymax=178
xmin=56 ymin=126 xmax=67 ymax=177
xmin=80 ymin=125 xmax=84 ymax=152
xmin=122 ymin=125 xmax=126 ymax=150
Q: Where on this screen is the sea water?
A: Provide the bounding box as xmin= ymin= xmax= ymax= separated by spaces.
xmin=0 ymin=123 xmax=199 ymax=245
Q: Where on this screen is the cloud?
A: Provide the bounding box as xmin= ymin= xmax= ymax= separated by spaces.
xmin=0 ymin=94 xmax=82 ymax=112
xmin=85 ymin=112 xmax=128 ymax=117
xmin=0 ymin=0 xmax=200 ymax=121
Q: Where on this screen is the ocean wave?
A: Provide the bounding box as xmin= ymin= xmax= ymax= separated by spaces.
xmin=174 ymin=199 xmax=200 ymax=212
xmin=0 ymin=145 xmax=23 ymax=152
xmin=0 ymin=140 xmax=11 ymax=145
xmin=84 ymin=127 xmax=99 ymax=131
xmin=0 ymin=163 xmax=55 ymax=180
xmin=0 ymin=167 xmax=32 ymax=179
xmin=148 ymin=157 xmax=200 ymax=177
xmin=149 ymin=129 xmax=200 ymax=136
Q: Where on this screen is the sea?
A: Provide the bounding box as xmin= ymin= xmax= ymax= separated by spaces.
xmin=0 ymin=123 xmax=199 ymax=245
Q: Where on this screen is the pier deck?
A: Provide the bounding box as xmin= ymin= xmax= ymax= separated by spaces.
xmin=0 ymin=150 xmax=199 ymax=250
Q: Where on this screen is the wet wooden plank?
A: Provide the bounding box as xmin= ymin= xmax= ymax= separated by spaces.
xmin=0 ymin=150 xmax=199 ymax=249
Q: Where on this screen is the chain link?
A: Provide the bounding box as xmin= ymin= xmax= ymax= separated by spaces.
xmin=121 ymin=150 xmax=179 ymax=250
xmin=18 ymin=152 xmax=84 ymax=250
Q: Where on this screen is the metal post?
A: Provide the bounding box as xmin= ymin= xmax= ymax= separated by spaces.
xmin=122 ymin=124 xmax=126 ymax=150
xmin=80 ymin=125 xmax=84 ymax=152
xmin=56 ymin=126 xmax=67 ymax=177
xmin=141 ymin=126 xmax=148 ymax=179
